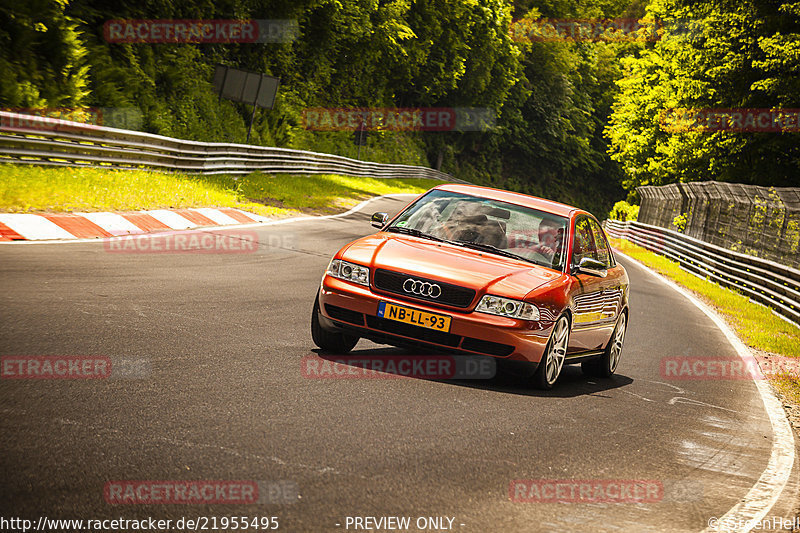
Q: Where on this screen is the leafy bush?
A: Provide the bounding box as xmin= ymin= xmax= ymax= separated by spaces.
xmin=608 ymin=200 xmax=639 ymax=221
xmin=673 ymin=213 xmax=688 ymax=232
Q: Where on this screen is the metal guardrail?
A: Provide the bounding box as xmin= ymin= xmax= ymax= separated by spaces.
xmin=0 ymin=110 xmax=467 ymax=182
xmin=605 ymin=219 xmax=800 ymax=327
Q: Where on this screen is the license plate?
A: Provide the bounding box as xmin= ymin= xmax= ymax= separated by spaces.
xmin=377 ymin=302 xmax=451 ymax=332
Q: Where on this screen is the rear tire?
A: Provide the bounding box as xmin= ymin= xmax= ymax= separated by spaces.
xmin=582 ymin=312 xmax=627 ymax=378
xmin=532 ymin=315 xmax=570 ymax=390
xmin=311 ymin=292 xmax=359 ymax=353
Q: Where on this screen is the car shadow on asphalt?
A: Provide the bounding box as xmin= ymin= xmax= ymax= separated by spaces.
xmin=311 ymin=347 xmax=634 ymax=398
xmin=457 ymin=363 xmax=635 ymax=398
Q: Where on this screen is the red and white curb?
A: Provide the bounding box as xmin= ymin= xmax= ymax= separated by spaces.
xmin=0 ymin=208 xmax=271 ymax=241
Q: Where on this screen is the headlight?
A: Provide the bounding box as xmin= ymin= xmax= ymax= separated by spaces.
xmin=327 ymin=259 xmax=370 ymax=286
xmin=475 ymin=295 xmax=540 ymax=320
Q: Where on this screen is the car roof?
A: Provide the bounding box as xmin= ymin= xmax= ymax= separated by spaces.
xmin=433 ymin=183 xmax=579 ymax=218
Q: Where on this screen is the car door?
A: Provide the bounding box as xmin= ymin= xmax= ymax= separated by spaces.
xmin=587 ymin=217 xmax=625 ymax=341
xmin=567 ymin=216 xmax=608 ymax=353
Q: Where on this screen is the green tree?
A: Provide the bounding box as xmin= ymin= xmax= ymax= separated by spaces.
xmin=607 ymin=0 xmax=800 ymax=199
xmin=0 ymin=0 xmax=90 ymax=107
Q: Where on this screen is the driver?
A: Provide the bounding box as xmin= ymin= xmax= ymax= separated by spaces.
xmin=530 ymin=219 xmax=563 ymax=265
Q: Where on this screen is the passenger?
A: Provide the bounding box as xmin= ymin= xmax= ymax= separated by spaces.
xmin=434 ymin=200 xmax=506 ymax=247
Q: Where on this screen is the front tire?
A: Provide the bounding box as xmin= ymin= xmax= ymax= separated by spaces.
xmin=311 ymin=292 xmax=359 ymax=353
xmin=582 ymin=312 xmax=627 ymax=378
xmin=532 ymin=315 xmax=570 ymax=390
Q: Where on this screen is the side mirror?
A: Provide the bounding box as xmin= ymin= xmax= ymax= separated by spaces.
xmin=573 ymin=257 xmax=608 ymax=278
xmin=371 ymin=212 xmax=389 ymax=228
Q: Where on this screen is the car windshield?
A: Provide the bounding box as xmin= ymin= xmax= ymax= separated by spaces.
xmin=388 ymin=189 xmax=568 ymax=271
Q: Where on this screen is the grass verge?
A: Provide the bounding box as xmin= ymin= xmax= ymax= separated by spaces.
xmin=609 ymin=237 xmax=800 ymax=415
xmin=0 ymin=164 xmax=439 ymax=217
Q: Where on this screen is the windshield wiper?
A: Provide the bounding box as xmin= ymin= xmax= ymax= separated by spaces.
xmin=386 ymin=226 xmax=447 ymax=243
xmin=453 ymin=241 xmax=535 ymax=264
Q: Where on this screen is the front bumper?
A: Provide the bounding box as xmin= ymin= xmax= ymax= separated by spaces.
xmin=318 ymin=276 xmax=555 ymax=364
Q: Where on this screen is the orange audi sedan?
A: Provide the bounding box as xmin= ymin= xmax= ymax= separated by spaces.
xmin=311 ymin=184 xmax=629 ymax=389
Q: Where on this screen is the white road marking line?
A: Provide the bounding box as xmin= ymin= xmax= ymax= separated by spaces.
xmin=616 ymin=250 xmax=796 ymax=533
xmin=668 ymin=397 xmax=738 ymax=413
xmin=640 ymin=378 xmax=688 ymax=395
xmin=620 ymin=389 xmax=654 ymax=402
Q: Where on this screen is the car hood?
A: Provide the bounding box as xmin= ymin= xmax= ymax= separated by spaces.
xmin=340 ymin=233 xmax=564 ymax=298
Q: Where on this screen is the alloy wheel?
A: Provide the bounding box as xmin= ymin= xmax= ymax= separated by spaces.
xmin=609 ymin=313 xmax=626 ymax=373
xmin=545 ymin=317 xmax=569 ymax=385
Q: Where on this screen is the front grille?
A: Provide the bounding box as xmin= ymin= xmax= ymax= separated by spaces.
xmin=365 ymin=315 xmax=461 ymax=347
xmin=325 ymin=304 xmax=364 ymax=326
xmin=373 ymin=269 xmax=475 ymax=308
xmin=461 ymin=337 xmax=515 ymax=357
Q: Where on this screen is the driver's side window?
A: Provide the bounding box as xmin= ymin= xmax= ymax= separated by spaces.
xmin=572 ymin=217 xmax=597 ymax=266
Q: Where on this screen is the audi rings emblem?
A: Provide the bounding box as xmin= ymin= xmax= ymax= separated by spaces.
xmin=403 ymin=278 xmax=442 ymax=298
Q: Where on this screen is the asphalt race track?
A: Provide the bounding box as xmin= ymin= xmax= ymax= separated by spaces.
xmin=2 ymin=195 xmax=798 ymax=532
